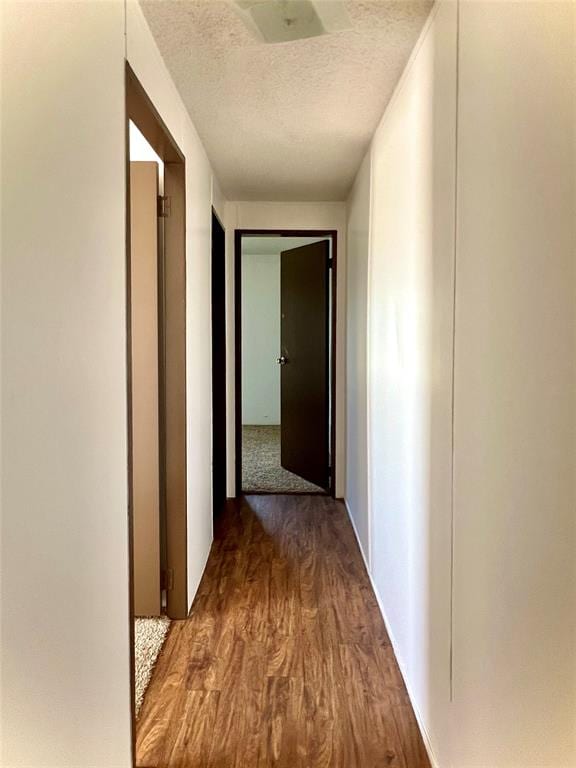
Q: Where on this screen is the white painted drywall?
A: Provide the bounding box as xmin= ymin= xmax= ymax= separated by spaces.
xmin=126 ymin=0 xmax=217 ymax=606
xmin=0 ymin=2 xmax=132 ymax=766
xmin=225 ymin=201 xmax=347 ymax=498
xmin=241 ymin=253 xmax=281 ymax=425
xmin=345 ymin=152 xmax=371 ymax=559
xmin=351 ymin=1 xmax=576 ymax=766
xmin=451 ymin=3 xmax=576 ymax=765
xmin=367 ymin=3 xmax=457 ymax=764
xmin=1 ymin=2 xmax=224 ymax=764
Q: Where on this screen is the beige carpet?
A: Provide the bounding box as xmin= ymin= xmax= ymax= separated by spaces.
xmin=134 ymin=616 xmax=170 ymax=717
xmin=242 ymin=425 xmax=325 ymax=493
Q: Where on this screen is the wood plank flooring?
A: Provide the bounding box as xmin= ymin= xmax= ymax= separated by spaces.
xmin=136 ymin=495 xmax=431 ymax=768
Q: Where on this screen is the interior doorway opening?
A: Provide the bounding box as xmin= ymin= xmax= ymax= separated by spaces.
xmin=235 ymin=230 xmax=337 ymax=496
xmin=126 ymin=64 xmax=188 ymax=757
xmin=211 ymin=210 xmax=227 ymax=521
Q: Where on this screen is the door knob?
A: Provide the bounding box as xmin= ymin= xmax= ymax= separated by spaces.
xmin=277 ymin=356 xmax=288 ymax=365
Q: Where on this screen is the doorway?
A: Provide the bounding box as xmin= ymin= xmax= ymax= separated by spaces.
xmin=126 ymin=65 xmax=188 ymax=749
xmin=212 ymin=211 xmax=227 ymax=520
xmin=235 ymin=230 xmax=337 ymax=496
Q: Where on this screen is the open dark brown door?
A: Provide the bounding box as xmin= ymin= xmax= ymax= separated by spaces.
xmin=280 ymin=240 xmax=330 ymax=490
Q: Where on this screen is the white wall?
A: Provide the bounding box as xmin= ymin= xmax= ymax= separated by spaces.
xmin=452 ymin=3 xmax=576 ymax=765
xmin=368 ymin=3 xmax=457 ymax=764
xmin=1 ymin=3 xmax=131 ymax=766
xmin=225 ymin=201 xmax=347 ymax=498
xmin=348 ymin=1 xmax=576 ymax=766
xmin=345 ymin=152 xmax=371 ymax=559
xmin=241 ymin=253 xmax=281 ymax=425
xmin=1 ymin=2 xmax=222 ymax=765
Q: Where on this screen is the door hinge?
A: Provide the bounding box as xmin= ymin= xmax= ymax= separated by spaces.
xmin=161 ymin=568 xmax=174 ymax=591
xmin=158 ymin=195 xmax=171 ymax=218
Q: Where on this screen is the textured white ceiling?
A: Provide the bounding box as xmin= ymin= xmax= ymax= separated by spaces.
xmin=140 ymin=0 xmax=433 ymax=201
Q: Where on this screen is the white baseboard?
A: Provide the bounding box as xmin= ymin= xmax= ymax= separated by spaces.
xmin=343 ymin=499 xmax=442 ymax=768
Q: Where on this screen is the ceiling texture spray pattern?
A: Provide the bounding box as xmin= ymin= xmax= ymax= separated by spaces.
xmin=140 ymin=0 xmax=433 ymax=201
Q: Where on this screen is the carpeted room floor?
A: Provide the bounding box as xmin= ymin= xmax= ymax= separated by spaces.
xmin=242 ymin=425 xmax=325 ymax=493
xmin=134 ymin=616 xmax=171 ymax=717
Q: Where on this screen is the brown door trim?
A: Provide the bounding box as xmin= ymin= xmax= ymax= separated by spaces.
xmin=126 ymin=65 xmax=184 ymax=164
xmin=212 ymin=210 xmax=227 ymax=520
xmin=125 ymin=63 xmax=188 ymax=763
xmin=234 ymin=229 xmax=337 ymax=498
xmin=162 ymin=162 xmax=188 ymax=619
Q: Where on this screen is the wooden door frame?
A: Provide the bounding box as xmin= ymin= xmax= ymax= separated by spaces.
xmin=211 ymin=208 xmax=227 ymax=520
xmin=125 ymin=62 xmax=188 ymax=758
xmin=234 ymin=229 xmax=337 ymax=497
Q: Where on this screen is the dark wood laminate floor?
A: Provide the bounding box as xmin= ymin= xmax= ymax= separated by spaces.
xmin=136 ymin=495 xmax=431 ymax=768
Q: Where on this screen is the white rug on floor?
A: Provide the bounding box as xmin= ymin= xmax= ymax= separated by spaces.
xmin=134 ymin=616 xmax=170 ymax=717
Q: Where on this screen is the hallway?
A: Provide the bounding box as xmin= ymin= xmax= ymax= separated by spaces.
xmin=136 ymin=495 xmax=430 ymax=767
